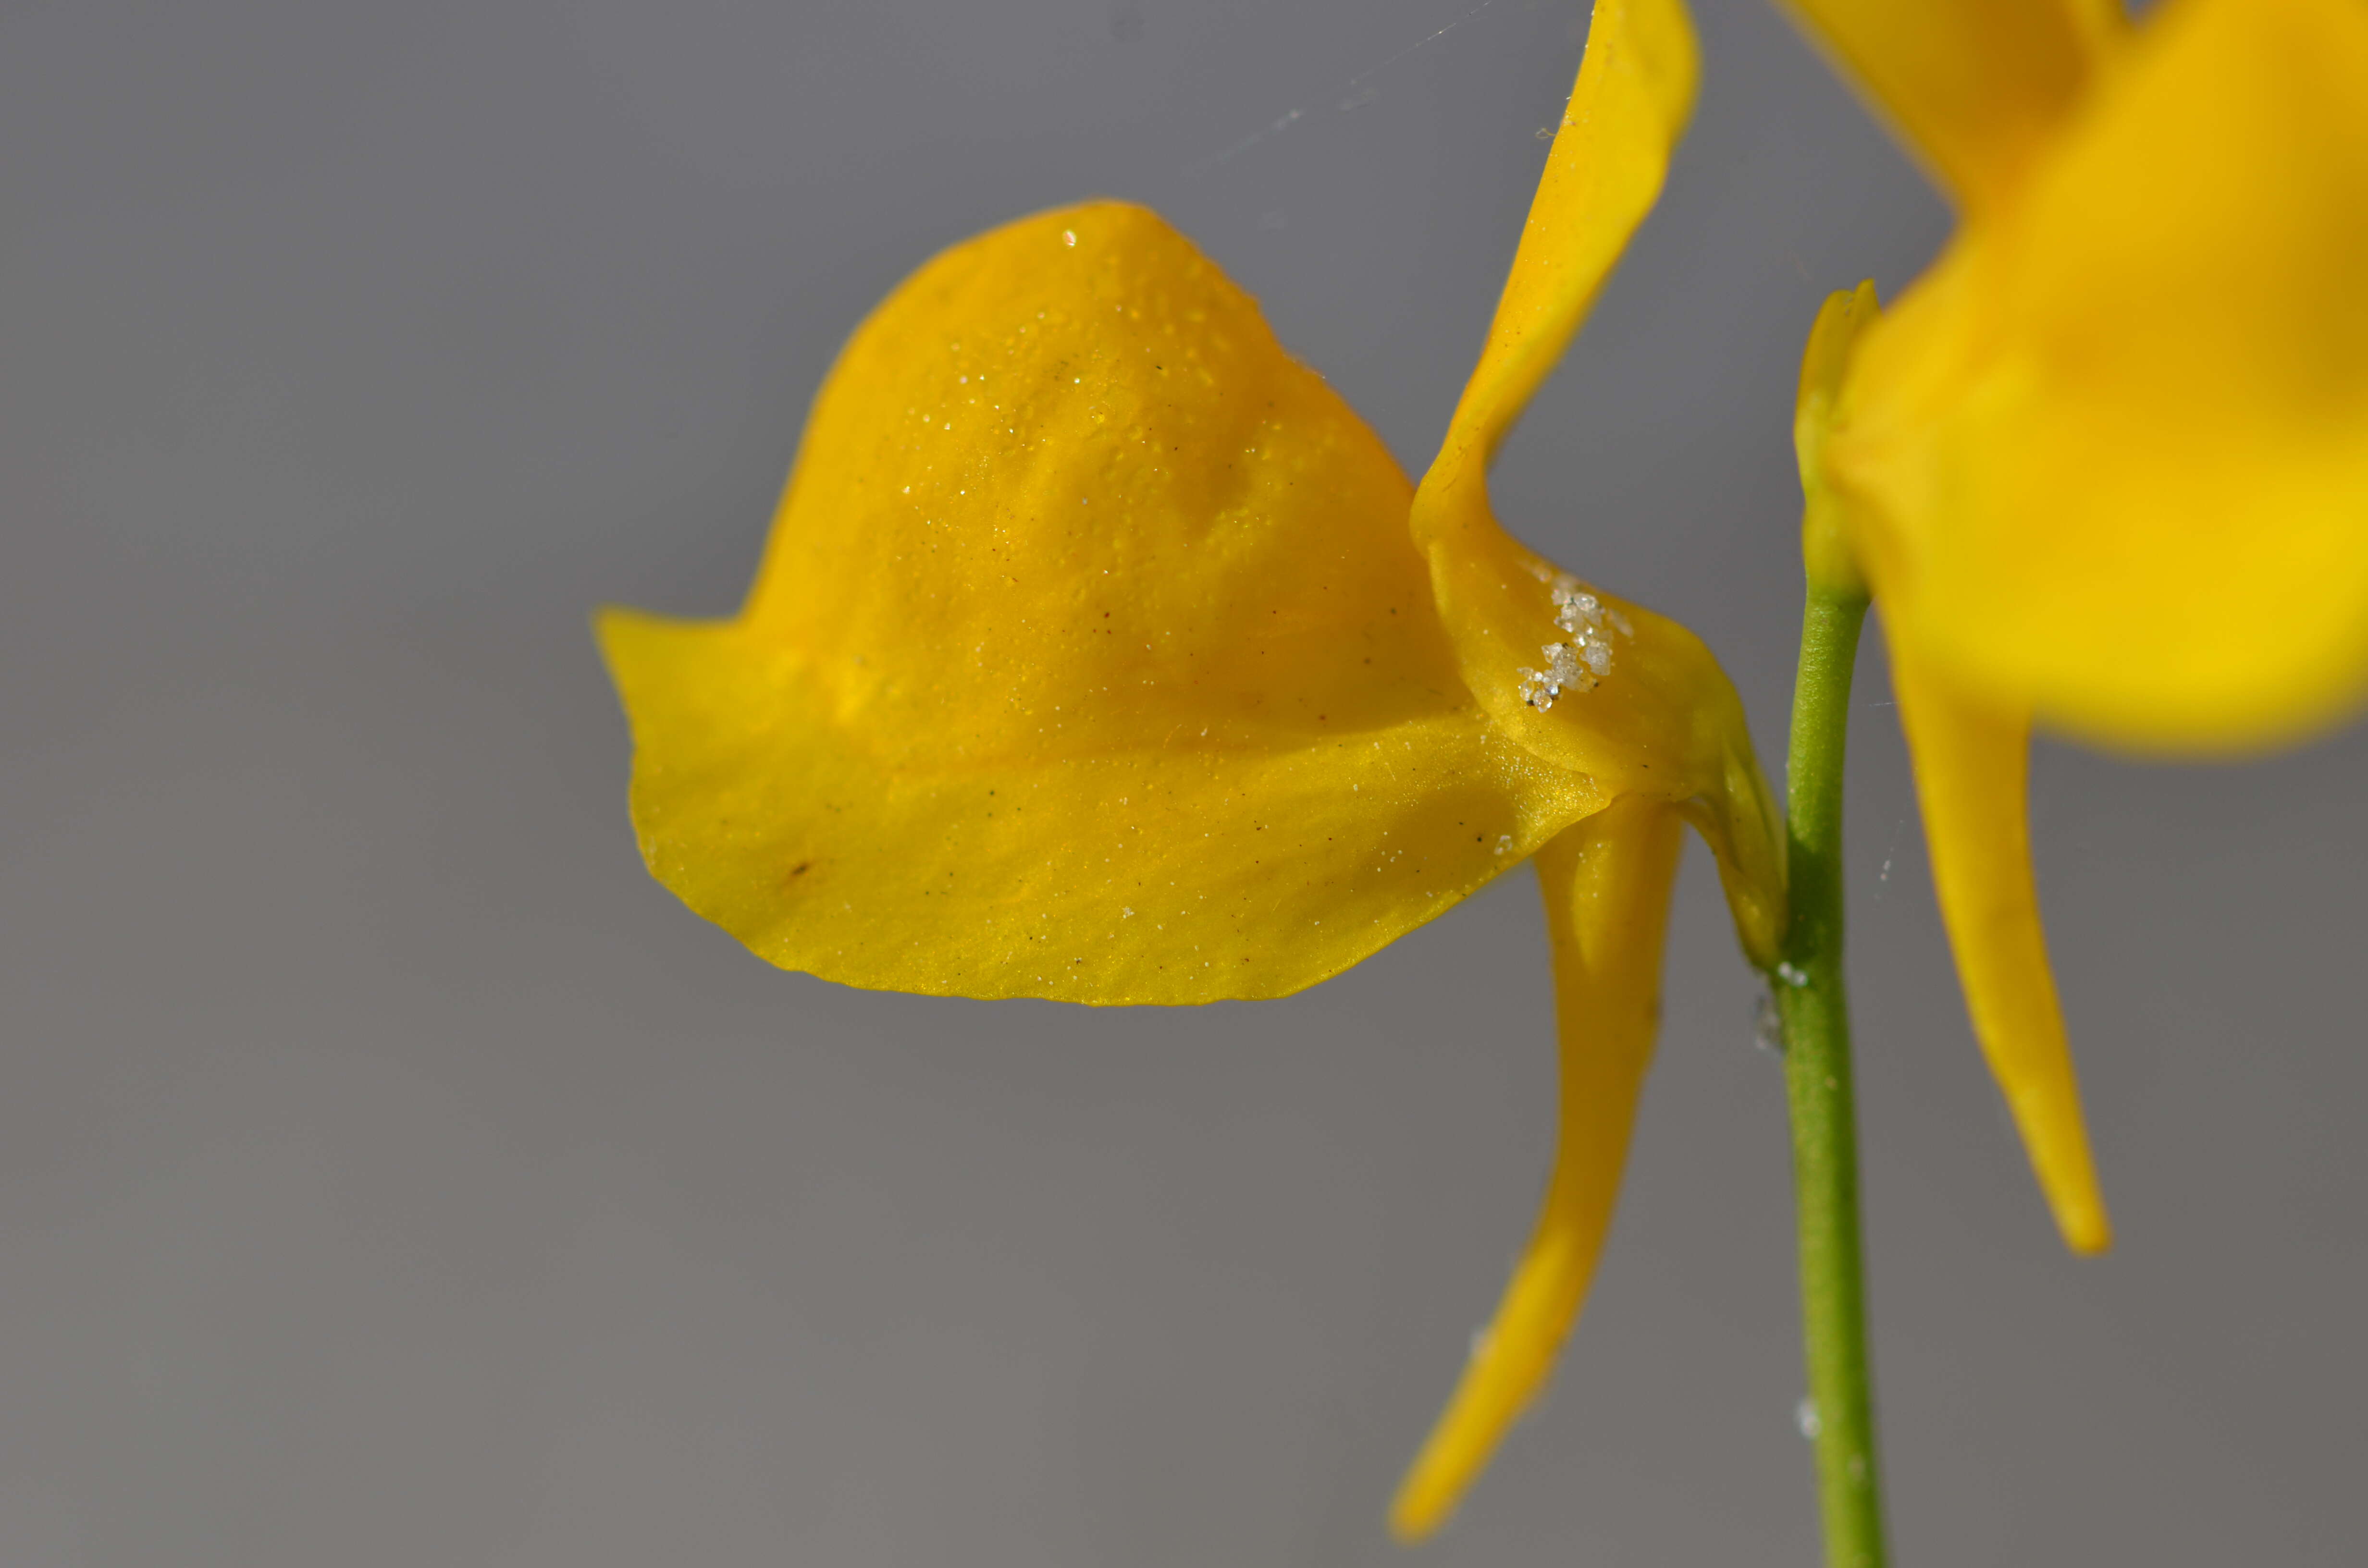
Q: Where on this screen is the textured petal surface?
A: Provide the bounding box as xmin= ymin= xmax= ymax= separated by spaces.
xmin=1776 ymin=0 xmax=2122 ymax=211
xmin=1412 ymin=0 xmax=1784 ymax=961
xmin=1389 ymin=799 xmax=1685 ymax=1541
xmin=1887 ymin=631 xmax=2112 ymax=1254
xmin=601 ymin=203 xmax=1604 ymax=1002
xmin=1830 ymin=0 xmax=2368 ymax=752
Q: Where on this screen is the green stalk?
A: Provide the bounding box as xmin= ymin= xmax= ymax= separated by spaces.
xmin=1775 ymin=580 xmax=1887 ymax=1568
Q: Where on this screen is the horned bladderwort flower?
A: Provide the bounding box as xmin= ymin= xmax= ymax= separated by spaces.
xmin=1785 ymin=0 xmax=2368 ymax=1257
xmin=601 ymin=0 xmax=1778 ymax=1540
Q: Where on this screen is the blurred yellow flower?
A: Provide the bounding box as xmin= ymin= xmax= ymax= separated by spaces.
xmin=1787 ymin=0 xmax=2368 ymax=1254
xmin=602 ymin=0 xmax=1775 ymax=1538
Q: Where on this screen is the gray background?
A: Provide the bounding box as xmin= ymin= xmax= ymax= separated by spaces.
xmin=4 ymin=1 xmax=2362 ymax=1564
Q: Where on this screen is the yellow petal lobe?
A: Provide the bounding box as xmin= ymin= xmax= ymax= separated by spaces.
xmin=601 ymin=203 xmax=1605 ymax=1003
xmin=1390 ymin=798 xmax=1687 ymax=1540
xmin=1776 ymin=0 xmax=2122 ymax=212
xmin=1831 ymin=0 xmax=2368 ymax=752
xmin=1410 ymin=0 xmax=1783 ymax=962
xmin=1436 ymin=0 xmax=1700 ymax=466
xmin=1887 ymin=631 xmax=2111 ymax=1254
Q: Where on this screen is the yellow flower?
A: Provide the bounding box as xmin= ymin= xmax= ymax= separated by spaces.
xmin=601 ymin=0 xmax=1775 ymax=1538
xmin=1787 ymin=0 xmax=2368 ymax=1255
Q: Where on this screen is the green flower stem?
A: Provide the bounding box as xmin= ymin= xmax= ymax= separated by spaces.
xmin=1776 ymin=580 xmax=1887 ymax=1568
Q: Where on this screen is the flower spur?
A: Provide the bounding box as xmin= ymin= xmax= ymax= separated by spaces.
xmin=600 ymin=0 xmax=1775 ymax=1538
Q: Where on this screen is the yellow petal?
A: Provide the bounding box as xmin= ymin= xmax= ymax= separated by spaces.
xmin=1409 ymin=0 xmax=1784 ymax=964
xmin=1389 ymin=798 xmax=1687 ymax=1540
xmin=1775 ymin=0 xmax=2123 ymax=212
xmin=1831 ymin=0 xmax=2368 ymax=752
xmin=600 ymin=203 xmax=1605 ymax=1002
xmin=1886 ymin=630 xmax=2111 ymax=1255
xmin=1434 ymin=0 xmax=1700 ymax=467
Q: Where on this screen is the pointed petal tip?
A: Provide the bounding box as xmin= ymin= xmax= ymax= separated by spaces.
xmin=2008 ymin=1067 xmax=2117 ymax=1261
xmin=2052 ymin=1190 xmax=2113 ymax=1256
xmin=1386 ymin=1476 xmax=1450 ymax=1545
xmin=1383 ymin=1318 xmax=1557 ymax=1550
